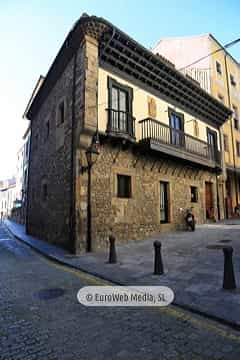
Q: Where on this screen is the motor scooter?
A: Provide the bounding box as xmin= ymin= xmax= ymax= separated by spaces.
xmin=185 ymin=208 xmax=195 ymax=231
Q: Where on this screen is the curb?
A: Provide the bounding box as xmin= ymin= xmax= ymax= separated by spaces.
xmin=3 ymin=221 xmax=120 ymax=286
xmin=4 ymin=221 xmax=240 ymax=331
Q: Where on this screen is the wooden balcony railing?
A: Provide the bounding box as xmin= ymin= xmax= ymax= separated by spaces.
xmin=106 ymin=109 xmax=135 ymax=138
xmin=139 ymin=118 xmax=221 ymax=165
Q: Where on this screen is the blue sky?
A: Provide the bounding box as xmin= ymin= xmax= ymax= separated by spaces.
xmin=0 ymin=0 xmax=239 ymax=179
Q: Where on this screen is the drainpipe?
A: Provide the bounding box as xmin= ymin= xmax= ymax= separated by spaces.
xmin=216 ymin=173 xmax=221 ymax=220
xmin=224 ymin=54 xmax=238 ymax=207
xmin=69 ymin=51 xmax=77 ymax=253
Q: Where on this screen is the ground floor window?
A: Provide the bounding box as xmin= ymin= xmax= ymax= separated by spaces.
xmin=117 ymin=174 xmax=131 ymax=198
xmin=191 ymin=186 xmax=198 ymax=203
xmin=160 ymin=181 xmax=169 ymax=223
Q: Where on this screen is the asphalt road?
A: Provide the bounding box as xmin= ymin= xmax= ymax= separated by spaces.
xmin=0 ymin=224 xmax=240 ymax=360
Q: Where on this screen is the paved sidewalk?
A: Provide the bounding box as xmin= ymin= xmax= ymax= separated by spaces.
xmin=2 ymin=223 xmax=240 ymax=360
xmin=5 ymin=219 xmax=240 ymax=328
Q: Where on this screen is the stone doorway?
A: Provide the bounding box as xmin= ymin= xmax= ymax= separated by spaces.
xmin=205 ymin=182 xmax=214 ymax=219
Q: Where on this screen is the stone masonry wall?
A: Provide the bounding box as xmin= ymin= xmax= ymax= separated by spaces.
xmin=27 ymin=30 xmax=224 ymax=254
xmin=75 ymin=36 xmax=99 ymax=252
xmin=76 ymin=142 xmax=220 ymax=252
xmin=28 ymin=43 xmax=85 ymax=250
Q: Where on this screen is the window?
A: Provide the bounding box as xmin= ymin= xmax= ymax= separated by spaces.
xmin=191 ymin=186 xmax=198 ymax=203
xmin=223 ymin=134 xmax=229 ymax=151
xmin=44 ymin=120 xmax=50 ymax=141
xmin=216 ymin=61 xmax=222 ymax=75
xmin=108 ymin=77 xmax=133 ymax=135
xmin=117 ymin=175 xmax=131 ymax=198
xmin=230 ymin=74 xmax=236 ymax=86
xmin=234 ymin=118 xmax=239 ymax=130
xmin=42 ymin=183 xmax=48 ymax=201
xmin=233 ymin=105 xmax=239 ymax=130
xmin=236 ymin=141 xmax=240 ymax=157
xmin=160 ymin=181 xmax=169 ymax=223
xmin=57 ymin=101 xmax=65 ymax=126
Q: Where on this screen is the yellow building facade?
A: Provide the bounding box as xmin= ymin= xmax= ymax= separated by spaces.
xmin=153 ymin=34 xmax=240 ymax=216
xmin=210 ymin=37 xmax=240 ymax=215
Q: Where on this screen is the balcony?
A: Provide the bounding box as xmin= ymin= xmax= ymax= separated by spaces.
xmin=106 ymin=109 xmax=135 ymax=140
xmin=139 ymin=118 xmax=221 ymax=169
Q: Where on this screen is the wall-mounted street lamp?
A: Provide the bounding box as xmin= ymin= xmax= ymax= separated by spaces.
xmin=80 ymin=132 xmax=100 ymax=252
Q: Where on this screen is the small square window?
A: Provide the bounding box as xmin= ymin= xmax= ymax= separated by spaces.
xmin=117 ymin=175 xmax=131 ymax=198
xmin=191 ymin=186 xmax=198 ymax=203
xmin=216 ymin=61 xmax=222 ymax=75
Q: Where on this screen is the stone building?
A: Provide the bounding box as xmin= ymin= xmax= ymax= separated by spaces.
xmin=25 ymin=15 xmax=231 ymax=253
xmin=0 ymin=178 xmax=17 ymax=218
xmin=15 ymin=145 xmax=24 ymax=202
xmin=22 ymin=75 xmax=45 ymax=224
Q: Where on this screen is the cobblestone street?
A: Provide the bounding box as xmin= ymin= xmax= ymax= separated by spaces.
xmin=1 ymin=224 xmax=240 ymax=360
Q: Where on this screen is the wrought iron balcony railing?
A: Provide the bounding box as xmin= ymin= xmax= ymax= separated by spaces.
xmin=139 ymin=118 xmax=221 ymax=167
xmin=106 ymin=109 xmax=135 ymax=139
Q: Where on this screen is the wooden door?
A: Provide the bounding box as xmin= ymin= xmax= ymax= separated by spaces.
xmin=225 ymin=176 xmax=233 ymax=218
xmin=205 ymin=182 xmax=213 ymax=219
xmin=226 ymin=197 xmax=233 ymax=219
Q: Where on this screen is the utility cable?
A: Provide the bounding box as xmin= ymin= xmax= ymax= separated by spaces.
xmin=178 ymin=37 xmax=240 ymax=71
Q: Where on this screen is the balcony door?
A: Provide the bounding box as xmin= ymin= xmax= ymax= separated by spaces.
xmin=169 ymin=109 xmax=184 ymax=146
xmin=207 ymin=128 xmax=218 ymax=161
xmin=112 ymin=86 xmax=129 ymax=132
xmin=108 ymin=77 xmax=133 ymax=135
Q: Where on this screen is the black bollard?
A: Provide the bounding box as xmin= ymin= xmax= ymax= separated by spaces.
xmin=223 ymin=246 xmax=236 ymax=290
xmin=153 ymin=240 xmax=164 ymax=275
xmin=109 ymin=235 xmax=117 ymax=264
